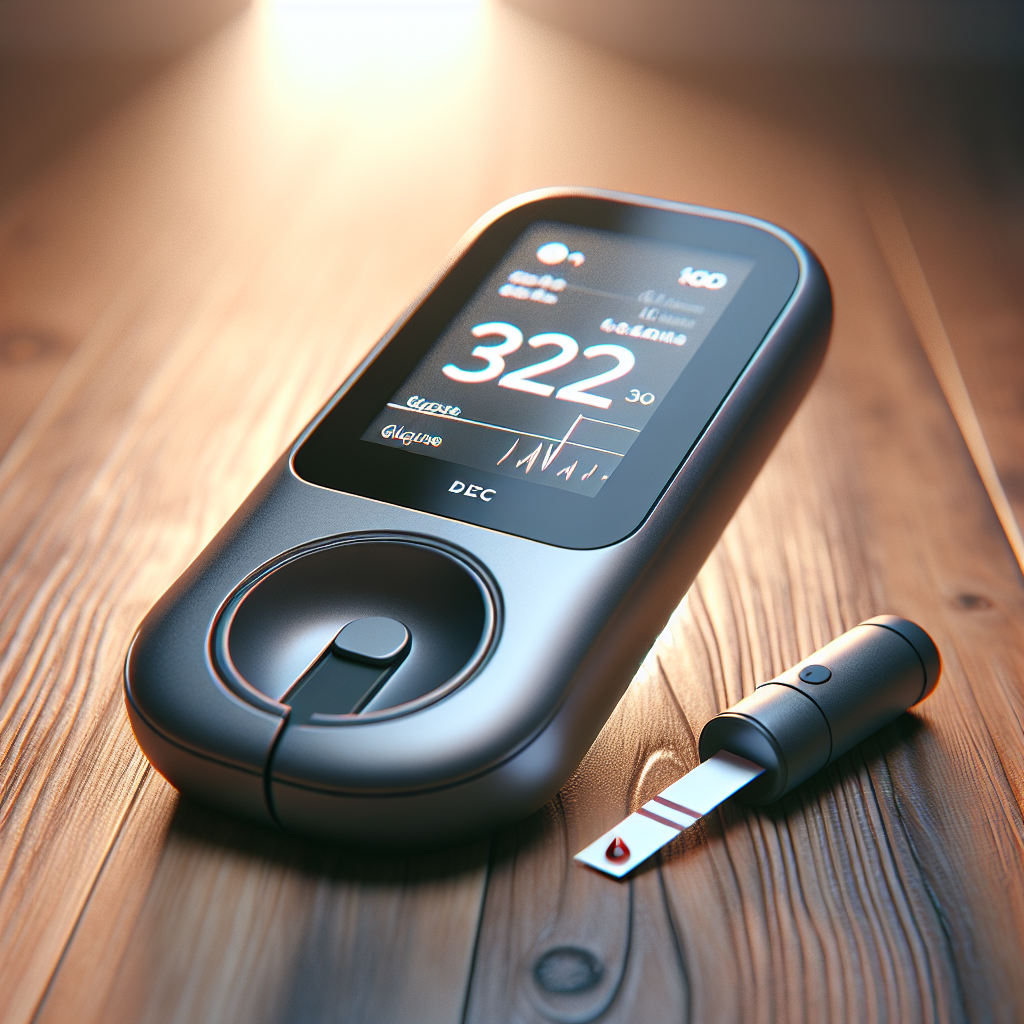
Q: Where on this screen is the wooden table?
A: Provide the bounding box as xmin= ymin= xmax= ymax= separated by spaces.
xmin=2 ymin=4 xmax=1022 ymax=1021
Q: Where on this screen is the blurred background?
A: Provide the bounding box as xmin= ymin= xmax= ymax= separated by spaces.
xmin=3 ymin=0 xmax=1021 ymax=200
xmin=1 ymin=0 xmax=1021 ymax=531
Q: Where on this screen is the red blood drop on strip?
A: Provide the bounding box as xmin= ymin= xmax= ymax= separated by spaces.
xmin=605 ymin=837 xmax=630 ymax=861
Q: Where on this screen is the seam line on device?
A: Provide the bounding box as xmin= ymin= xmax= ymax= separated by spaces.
xmin=262 ymin=714 xmax=291 ymax=830
xmin=755 ymin=682 xmax=834 ymax=765
xmin=867 ymin=622 xmax=931 ymax=703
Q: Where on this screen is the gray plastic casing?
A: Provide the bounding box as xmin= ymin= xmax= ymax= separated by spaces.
xmin=124 ymin=188 xmax=832 ymax=847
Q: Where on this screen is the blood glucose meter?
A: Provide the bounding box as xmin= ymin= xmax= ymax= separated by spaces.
xmin=125 ymin=188 xmax=832 ymax=845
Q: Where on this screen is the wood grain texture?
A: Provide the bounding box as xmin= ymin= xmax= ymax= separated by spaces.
xmin=885 ymin=164 xmax=1024 ymax=542
xmin=0 ymin=3 xmax=1021 ymax=1022
xmin=861 ymin=168 xmax=1024 ymax=575
xmin=74 ymin=807 xmax=487 ymax=1024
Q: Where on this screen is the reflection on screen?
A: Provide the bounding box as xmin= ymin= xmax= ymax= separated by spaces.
xmin=362 ymin=221 xmax=754 ymax=496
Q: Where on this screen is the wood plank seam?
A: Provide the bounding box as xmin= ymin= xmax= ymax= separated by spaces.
xmin=859 ymin=164 xmax=1024 ymax=580
xmin=654 ymin=863 xmax=691 ymax=1022
xmin=859 ymin=749 xmax=950 ymax=1021
xmin=27 ymin=765 xmax=155 ymax=1023
xmin=458 ymin=835 xmax=494 ymax=1024
xmin=876 ymin=744 xmax=966 ymax=1024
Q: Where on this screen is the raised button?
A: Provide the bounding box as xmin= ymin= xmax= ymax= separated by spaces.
xmin=332 ymin=617 xmax=410 ymax=665
xmin=799 ymin=664 xmax=831 ymax=684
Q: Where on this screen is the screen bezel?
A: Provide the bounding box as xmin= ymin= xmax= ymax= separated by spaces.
xmin=292 ymin=195 xmax=800 ymax=548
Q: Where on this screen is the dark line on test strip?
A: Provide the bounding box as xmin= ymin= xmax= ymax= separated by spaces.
xmin=637 ymin=808 xmax=686 ymax=832
xmin=653 ymin=795 xmax=702 ymax=819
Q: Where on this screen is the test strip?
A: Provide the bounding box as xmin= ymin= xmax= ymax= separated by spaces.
xmin=574 ymin=751 xmax=765 ymax=878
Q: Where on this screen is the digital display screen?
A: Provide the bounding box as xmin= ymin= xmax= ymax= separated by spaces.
xmin=293 ymin=193 xmax=801 ymax=549
xmin=361 ymin=222 xmax=754 ymax=497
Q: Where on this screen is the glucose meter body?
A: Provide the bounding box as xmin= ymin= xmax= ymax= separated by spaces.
xmin=125 ymin=188 xmax=832 ymax=845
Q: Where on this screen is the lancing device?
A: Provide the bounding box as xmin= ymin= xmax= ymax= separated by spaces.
xmin=576 ymin=615 xmax=941 ymax=878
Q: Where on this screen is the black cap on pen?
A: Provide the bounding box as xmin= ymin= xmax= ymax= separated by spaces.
xmin=861 ymin=614 xmax=941 ymax=701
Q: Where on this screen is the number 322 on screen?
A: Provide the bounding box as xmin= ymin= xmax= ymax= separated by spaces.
xmin=442 ymin=322 xmax=634 ymax=411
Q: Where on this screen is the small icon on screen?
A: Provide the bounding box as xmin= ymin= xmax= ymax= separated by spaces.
xmin=537 ymin=242 xmax=585 ymax=268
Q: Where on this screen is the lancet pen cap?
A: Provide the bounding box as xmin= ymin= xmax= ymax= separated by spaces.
xmin=861 ymin=614 xmax=941 ymax=701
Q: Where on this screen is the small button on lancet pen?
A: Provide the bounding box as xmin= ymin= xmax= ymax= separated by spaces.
xmin=575 ymin=615 xmax=941 ymax=878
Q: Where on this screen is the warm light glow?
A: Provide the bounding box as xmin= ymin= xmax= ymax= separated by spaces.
xmin=258 ymin=0 xmax=485 ymax=93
